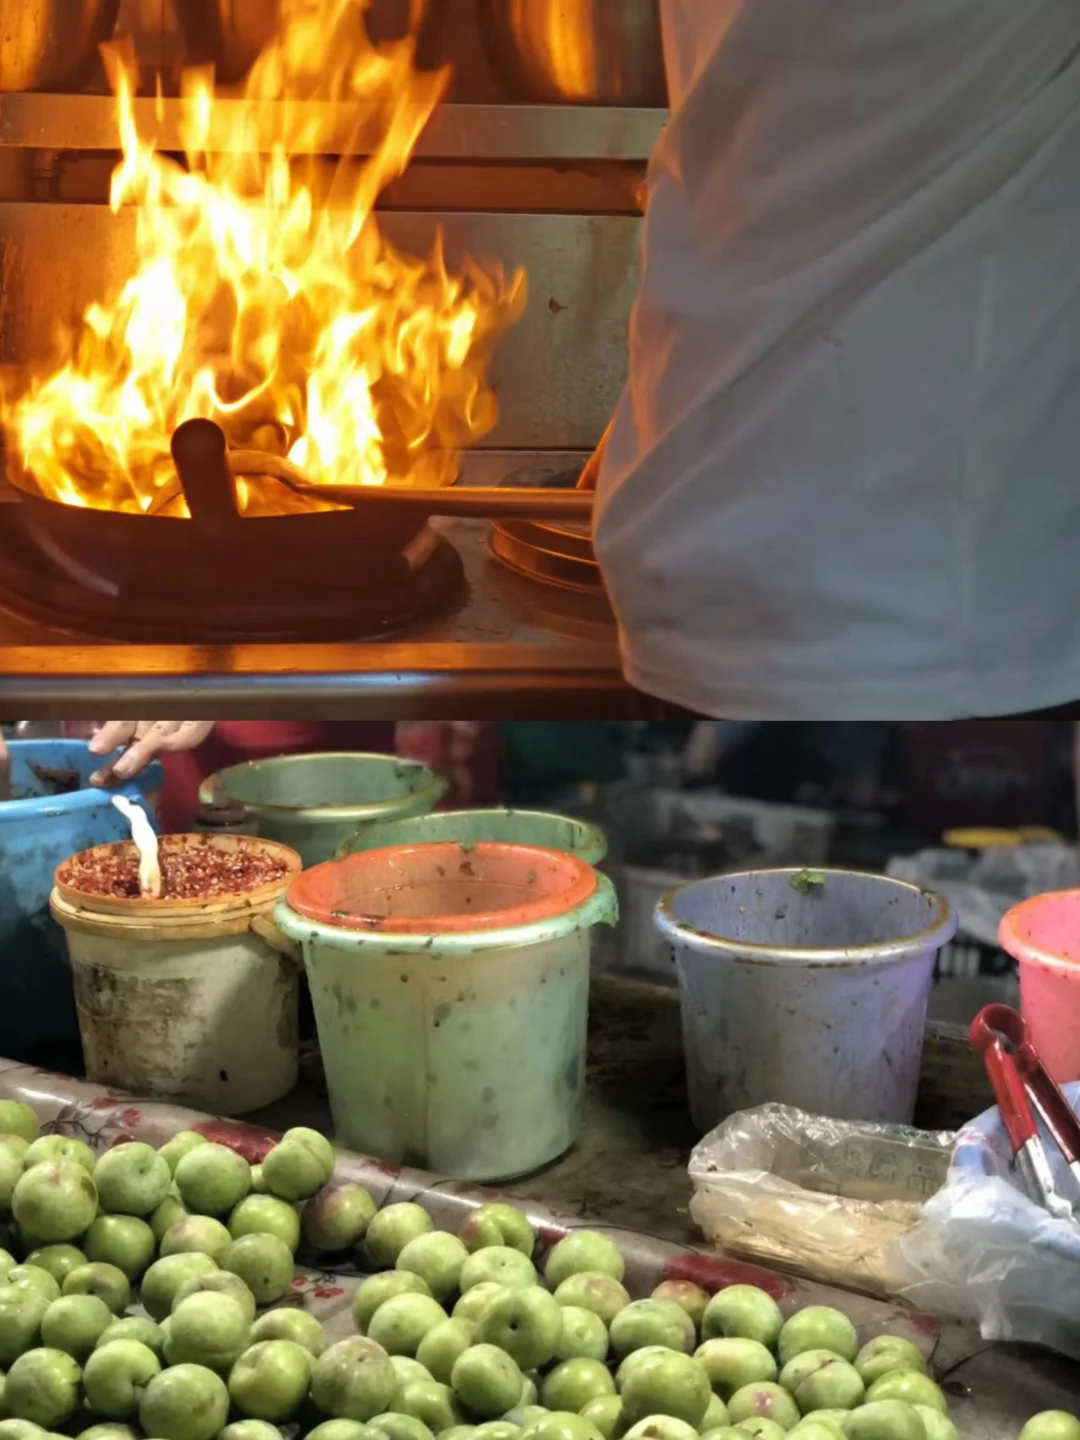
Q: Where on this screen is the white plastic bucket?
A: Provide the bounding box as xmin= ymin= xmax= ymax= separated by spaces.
xmin=654 ymin=868 xmax=957 ymax=1130
xmin=51 ymin=835 xmax=303 ymax=1114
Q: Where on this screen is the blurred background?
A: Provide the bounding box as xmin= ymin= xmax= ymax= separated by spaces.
xmin=7 ymin=717 xmax=1076 ymax=1038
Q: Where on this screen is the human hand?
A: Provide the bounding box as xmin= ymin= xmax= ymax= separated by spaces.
xmin=88 ymin=722 xmax=215 ymax=786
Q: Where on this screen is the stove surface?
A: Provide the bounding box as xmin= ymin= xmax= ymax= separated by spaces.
xmin=0 ymin=454 xmax=654 ymax=717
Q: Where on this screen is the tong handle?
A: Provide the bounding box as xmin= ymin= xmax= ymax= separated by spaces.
xmin=980 ymin=1039 xmax=1040 ymax=1155
xmin=969 ymin=1003 xmax=1034 ymax=1061
xmin=1027 ymin=1068 xmax=1080 ymax=1169
xmin=971 ymin=1005 xmax=1040 ymax=1155
xmin=971 ymin=1004 xmax=1080 ymax=1166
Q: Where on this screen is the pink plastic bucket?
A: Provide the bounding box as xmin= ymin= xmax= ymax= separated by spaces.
xmin=999 ymin=890 xmax=1080 ymax=1083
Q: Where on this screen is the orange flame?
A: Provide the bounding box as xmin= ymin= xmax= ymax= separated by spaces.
xmin=2 ymin=0 xmax=527 ymax=516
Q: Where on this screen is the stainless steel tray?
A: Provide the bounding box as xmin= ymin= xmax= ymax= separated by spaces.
xmin=0 ymin=1059 xmax=1072 ymax=1436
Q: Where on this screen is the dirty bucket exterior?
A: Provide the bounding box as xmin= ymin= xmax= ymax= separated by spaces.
xmin=654 ymin=868 xmax=957 ymax=1131
xmin=275 ymin=863 xmax=618 ymax=1181
xmin=336 ymin=808 xmax=608 ymax=866
xmin=0 ymin=740 xmax=162 ymax=1070
xmin=201 ymin=753 xmax=448 ymax=866
xmin=53 ymin=899 xmax=299 ymax=1114
xmin=999 ymin=889 xmax=1080 ymax=1084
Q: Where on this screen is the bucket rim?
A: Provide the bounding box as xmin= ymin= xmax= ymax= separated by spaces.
xmin=335 ymin=807 xmax=609 ymax=866
xmin=0 ymin=739 xmax=163 ymax=821
xmin=50 ymin=886 xmax=285 ymax=944
xmin=276 ymin=864 xmax=619 ymax=953
xmin=54 ymin=832 xmax=302 ymax=916
xmin=199 ymin=753 xmax=448 ymax=822
xmin=654 ymin=867 xmax=957 ymax=967
xmin=999 ymin=888 xmax=1080 ymax=973
xmin=285 ymin=840 xmax=598 ymax=933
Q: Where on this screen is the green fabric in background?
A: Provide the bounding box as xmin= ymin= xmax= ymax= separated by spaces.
xmin=501 ymin=723 xmax=631 ymax=804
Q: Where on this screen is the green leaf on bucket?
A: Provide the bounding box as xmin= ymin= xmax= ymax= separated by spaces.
xmin=790 ymin=870 xmax=828 ymax=895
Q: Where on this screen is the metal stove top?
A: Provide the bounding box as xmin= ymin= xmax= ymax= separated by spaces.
xmin=0 ymin=453 xmax=662 ymax=718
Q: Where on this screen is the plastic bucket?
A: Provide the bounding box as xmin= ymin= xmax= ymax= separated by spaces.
xmin=51 ymin=833 xmax=303 ymax=1114
xmin=654 ymin=868 xmax=957 ymax=1130
xmin=200 ymin=753 xmax=448 ymax=866
xmin=0 ymin=740 xmax=163 ymax=1070
xmin=335 ymin=807 xmax=608 ymax=866
xmin=999 ymin=890 xmax=1080 ymax=1083
xmin=276 ymin=842 xmax=618 ymax=1180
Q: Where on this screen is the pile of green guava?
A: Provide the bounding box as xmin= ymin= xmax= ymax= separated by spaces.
xmin=0 ymin=1099 xmax=1070 ymax=1440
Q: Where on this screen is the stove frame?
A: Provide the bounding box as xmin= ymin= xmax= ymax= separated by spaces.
xmin=0 ymin=93 xmax=668 ymax=714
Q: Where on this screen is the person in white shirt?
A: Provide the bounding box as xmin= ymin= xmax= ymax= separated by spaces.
xmin=582 ymin=1 xmax=1080 ymax=721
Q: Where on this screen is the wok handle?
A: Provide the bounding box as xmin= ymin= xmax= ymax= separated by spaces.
xmin=420 ymin=487 xmax=594 ymax=520
xmin=225 ymin=451 xmax=596 ymax=521
xmin=172 ymin=419 xmax=242 ymax=538
xmin=314 ymin=484 xmax=596 ymax=521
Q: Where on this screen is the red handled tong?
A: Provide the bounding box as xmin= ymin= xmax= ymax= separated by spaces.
xmin=969 ymin=1004 xmax=1080 ymax=1221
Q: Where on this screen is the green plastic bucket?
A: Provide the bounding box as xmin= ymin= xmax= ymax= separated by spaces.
xmin=276 ymin=841 xmax=618 ymax=1181
xmin=335 ymin=807 xmax=608 ymax=866
xmin=199 ymin=753 xmax=447 ymax=867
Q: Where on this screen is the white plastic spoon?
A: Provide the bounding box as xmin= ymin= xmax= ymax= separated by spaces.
xmin=111 ymin=794 xmax=162 ymax=899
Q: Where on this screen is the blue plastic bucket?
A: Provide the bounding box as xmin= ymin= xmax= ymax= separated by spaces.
xmin=0 ymin=740 xmax=163 ymax=1069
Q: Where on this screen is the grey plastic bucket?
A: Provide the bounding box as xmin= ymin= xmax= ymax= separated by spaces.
xmin=654 ymin=868 xmax=957 ymax=1130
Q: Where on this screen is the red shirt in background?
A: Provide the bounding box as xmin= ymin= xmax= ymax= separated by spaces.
xmin=159 ymin=722 xmax=396 ymax=833
xmin=396 ymin=723 xmax=503 ymax=810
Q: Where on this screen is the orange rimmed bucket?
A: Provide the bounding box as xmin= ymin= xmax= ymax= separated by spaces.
xmin=285 ymin=840 xmax=598 ymax=933
xmin=276 ymin=842 xmax=618 ymax=1180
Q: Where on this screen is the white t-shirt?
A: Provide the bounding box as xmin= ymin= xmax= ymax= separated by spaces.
xmin=594 ymin=1 xmax=1080 ymax=719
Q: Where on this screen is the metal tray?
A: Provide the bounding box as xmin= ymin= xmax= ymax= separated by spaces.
xmin=0 ymin=1059 xmax=1073 ymax=1436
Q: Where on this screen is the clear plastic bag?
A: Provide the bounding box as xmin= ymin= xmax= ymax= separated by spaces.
xmin=888 ymin=1082 xmax=1080 ymax=1359
xmin=689 ymin=1103 xmax=953 ymax=1296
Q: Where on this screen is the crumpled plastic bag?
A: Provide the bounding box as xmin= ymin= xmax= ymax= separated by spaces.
xmin=888 ymin=1082 xmax=1080 ymax=1359
xmin=689 ymin=1104 xmax=952 ymax=1296
xmin=886 ymin=844 xmax=1079 ymax=948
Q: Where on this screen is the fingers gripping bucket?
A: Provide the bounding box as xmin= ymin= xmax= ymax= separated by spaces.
xmin=50 ymin=834 xmax=303 ymax=1114
xmin=999 ymin=890 xmax=1080 ymax=1084
xmin=276 ymin=842 xmax=618 ymax=1181
xmin=200 ymin=753 xmax=448 ymax=866
xmin=654 ymin=868 xmax=957 ymax=1130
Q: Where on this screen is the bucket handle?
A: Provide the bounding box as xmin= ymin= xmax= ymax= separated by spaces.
xmin=198 ymin=770 xmax=251 ymax=826
xmin=249 ymin=913 xmax=302 ymax=967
